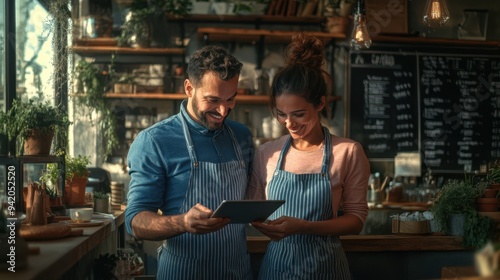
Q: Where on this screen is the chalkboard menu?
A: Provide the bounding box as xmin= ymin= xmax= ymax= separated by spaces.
xmin=349 ymin=50 xmax=500 ymax=172
xmin=419 ymin=54 xmax=500 ymax=171
xmin=349 ymin=51 xmax=419 ymax=159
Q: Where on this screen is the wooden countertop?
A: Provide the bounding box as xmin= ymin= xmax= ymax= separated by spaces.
xmin=247 ymin=234 xmax=468 ymax=254
xmin=0 ymin=211 xmax=124 ymax=280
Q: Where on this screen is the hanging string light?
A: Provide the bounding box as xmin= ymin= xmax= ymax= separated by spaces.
xmin=350 ymin=0 xmax=371 ymax=51
xmin=423 ymin=0 xmax=450 ymax=27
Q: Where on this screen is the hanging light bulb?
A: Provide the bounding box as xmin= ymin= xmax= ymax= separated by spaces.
xmin=350 ymin=0 xmax=371 ymax=51
xmin=423 ymin=0 xmax=450 ymax=27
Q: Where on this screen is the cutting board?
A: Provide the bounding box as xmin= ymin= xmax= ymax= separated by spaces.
xmin=20 ymin=223 xmax=84 ymax=240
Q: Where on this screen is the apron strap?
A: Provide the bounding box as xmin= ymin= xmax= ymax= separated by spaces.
xmin=321 ymin=126 xmax=332 ymax=176
xmin=180 ymin=109 xmax=246 ymax=169
xmin=274 ymin=126 xmax=332 ymax=176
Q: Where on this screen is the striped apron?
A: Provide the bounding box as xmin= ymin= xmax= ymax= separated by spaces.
xmin=258 ymin=127 xmax=352 ymax=280
xmin=156 ymin=114 xmax=253 ymax=280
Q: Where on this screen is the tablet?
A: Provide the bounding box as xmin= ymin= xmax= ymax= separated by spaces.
xmin=211 ymin=200 xmax=285 ymax=223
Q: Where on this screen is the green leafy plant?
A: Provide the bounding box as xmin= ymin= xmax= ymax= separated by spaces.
xmin=117 ymin=7 xmax=155 ymax=47
xmin=487 ymin=161 xmax=500 ymax=185
xmin=0 ymin=98 xmax=71 ymax=155
xmin=463 ymin=212 xmax=496 ymax=249
xmin=73 ymin=60 xmax=118 ymax=160
xmin=118 ymin=0 xmax=190 ymax=47
xmin=44 ymin=184 xmax=60 ymax=199
xmin=429 ymin=176 xmax=491 ymax=248
xmin=40 ymin=153 xmax=91 ymax=186
xmin=93 ymin=191 xmax=109 ymax=199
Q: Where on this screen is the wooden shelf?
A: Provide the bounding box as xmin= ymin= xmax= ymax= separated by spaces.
xmin=371 ymin=35 xmax=500 ymax=48
xmin=168 ymin=14 xmax=327 ymax=25
xmin=198 ymin=27 xmax=345 ymax=44
xmin=74 ymin=38 xmax=117 ymax=46
xmin=106 ymin=93 xmax=341 ymax=104
xmin=70 ymin=45 xmax=185 ymax=55
xmin=106 ymin=93 xmax=270 ymax=104
xmin=106 ymin=93 xmax=186 ymax=100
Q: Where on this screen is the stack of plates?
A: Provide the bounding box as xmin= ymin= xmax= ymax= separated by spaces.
xmin=110 ymin=181 xmax=124 ymax=205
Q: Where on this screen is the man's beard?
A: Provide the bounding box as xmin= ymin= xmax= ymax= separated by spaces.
xmin=192 ymin=97 xmax=231 ymax=130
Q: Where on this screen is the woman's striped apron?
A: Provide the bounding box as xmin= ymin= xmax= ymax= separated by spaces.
xmin=258 ymin=127 xmax=352 ymax=280
xmin=156 ymin=114 xmax=253 ymax=280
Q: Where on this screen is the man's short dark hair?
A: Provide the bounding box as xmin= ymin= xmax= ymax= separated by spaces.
xmin=186 ymin=45 xmax=243 ymax=87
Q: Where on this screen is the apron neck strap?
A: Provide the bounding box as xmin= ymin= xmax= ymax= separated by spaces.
xmin=180 ymin=111 xmax=246 ymax=169
xmin=275 ymin=126 xmax=332 ymax=175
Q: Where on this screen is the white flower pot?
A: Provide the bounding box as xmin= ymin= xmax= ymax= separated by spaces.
xmin=191 ymin=2 xmax=211 ymax=14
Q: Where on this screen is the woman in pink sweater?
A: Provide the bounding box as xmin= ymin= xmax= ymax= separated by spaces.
xmin=247 ymin=34 xmax=370 ymax=280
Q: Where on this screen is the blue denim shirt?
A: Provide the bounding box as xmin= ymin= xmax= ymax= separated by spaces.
xmin=125 ymin=100 xmax=254 ymax=235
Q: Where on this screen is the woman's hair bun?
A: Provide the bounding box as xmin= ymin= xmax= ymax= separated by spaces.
xmin=284 ymin=33 xmax=325 ymax=69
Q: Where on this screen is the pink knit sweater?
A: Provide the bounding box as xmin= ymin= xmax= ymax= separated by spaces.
xmin=247 ymin=134 xmax=370 ymax=223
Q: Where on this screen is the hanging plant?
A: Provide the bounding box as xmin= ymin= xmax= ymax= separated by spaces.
xmin=73 ymin=59 xmax=118 ymax=160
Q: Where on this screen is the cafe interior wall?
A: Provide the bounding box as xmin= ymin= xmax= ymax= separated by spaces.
xmin=72 ymin=0 xmax=500 ymax=192
xmin=66 ymin=0 xmax=500 ymax=276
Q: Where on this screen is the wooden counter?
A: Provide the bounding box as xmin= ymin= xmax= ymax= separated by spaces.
xmin=0 ymin=211 xmax=124 ymax=280
xmin=247 ymin=234 xmax=468 ymax=253
xmin=247 ymin=233 xmax=473 ymax=280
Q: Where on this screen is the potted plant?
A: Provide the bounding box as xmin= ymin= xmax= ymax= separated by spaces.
xmin=113 ymin=73 xmax=136 ymax=93
xmin=73 ymin=59 xmax=118 ymax=160
xmin=474 ymin=161 xmax=500 ymax=211
xmin=487 ymin=161 xmax=500 ymax=189
xmin=0 ymin=98 xmax=71 ymax=155
xmin=430 ymin=176 xmax=495 ymax=248
xmin=94 ymin=191 xmax=110 ymax=213
xmin=41 ymin=153 xmax=91 ymax=206
xmin=44 ymin=184 xmax=63 ymax=207
xmin=117 ymin=0 xmax=158 ymax=48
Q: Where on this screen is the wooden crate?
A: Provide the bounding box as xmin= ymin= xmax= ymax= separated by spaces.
xmin=392 ymin=219 xmax=430 ymax=235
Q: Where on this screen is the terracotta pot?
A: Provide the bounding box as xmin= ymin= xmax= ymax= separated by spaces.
xmin=490 ymin=183 xmax=500 ymax=190
xmin=476 ymin=197 xmax=499 ymax=212
xmin=483 ymin=188 xmax=499 ymax=198
xmin=49 ymin=197 xmax=63 ymax=206
xmin=23 ymin=129 xmax=54 ymax=155
xmin=64 ymin=175 xmax=88 ymax=205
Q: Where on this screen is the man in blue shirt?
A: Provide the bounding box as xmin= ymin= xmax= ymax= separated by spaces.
xmin=125 ymin=45 xmax=254 ymax=280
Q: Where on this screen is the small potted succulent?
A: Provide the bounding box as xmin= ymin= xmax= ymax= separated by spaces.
xmin=94 ymin=191 xmax=110 ymax=213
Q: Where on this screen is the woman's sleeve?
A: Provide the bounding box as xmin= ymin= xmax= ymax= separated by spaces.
xmin=340 ymin=142 xmax=370 ymax=223
xmin=246 ymin=147 xmax=267 ymax=200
